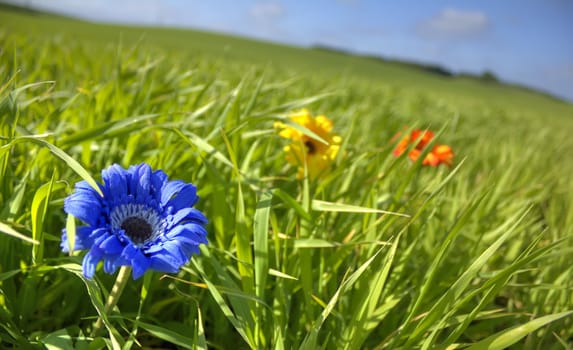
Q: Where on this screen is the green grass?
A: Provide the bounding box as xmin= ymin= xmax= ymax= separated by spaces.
xmin=1 ymin=5 xmax=573 ymax=349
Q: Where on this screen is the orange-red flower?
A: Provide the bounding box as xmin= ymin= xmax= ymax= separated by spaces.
xmin=425 ymin=144 xmax=454 ymax=166
xmin=274 ymin=109 xmax=341 ymax=179
xmin=392 ymin=129 xmax=453 ymax=167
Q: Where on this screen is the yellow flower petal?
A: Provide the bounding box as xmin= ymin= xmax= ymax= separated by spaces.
xmin=276 ymin=109 xmax=343 ymax=180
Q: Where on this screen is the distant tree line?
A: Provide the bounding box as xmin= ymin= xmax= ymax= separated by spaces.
xmin=311 ymin=44 xmax=500 ymax=83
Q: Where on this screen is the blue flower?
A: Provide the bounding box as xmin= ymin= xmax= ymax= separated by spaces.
xmin=61 ymin=163 xmax=208 ymax=279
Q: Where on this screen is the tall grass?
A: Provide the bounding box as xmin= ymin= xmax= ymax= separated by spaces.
xmin=1 ymin=19 xmax=572 ymax=349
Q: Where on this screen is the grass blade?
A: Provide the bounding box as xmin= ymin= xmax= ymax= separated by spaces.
xmin=134 ymin=321 xmax=194 ymax=350
xmin=467 ymin=311 xmax=573 ymax=350
xmin=312 ymin=199 xmax=409 ymax=217
xmin=0 ymin=221 xmax=38 ymax=245
xmin=254 ymin=191 xmax=273 ymax=345
xmin=14 ymin=137 xmax=103 ymax=196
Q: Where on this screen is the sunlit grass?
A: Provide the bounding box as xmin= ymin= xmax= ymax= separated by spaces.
xmin=1 ymin=11 xmax=573 ymax=349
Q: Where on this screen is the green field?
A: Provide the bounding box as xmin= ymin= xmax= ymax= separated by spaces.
xmin=1 ymin=5 xmax=573 ymax=349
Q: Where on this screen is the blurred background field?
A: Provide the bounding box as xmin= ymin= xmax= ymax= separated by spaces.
xmin=1 ymin=3 xmax=573 ymax=349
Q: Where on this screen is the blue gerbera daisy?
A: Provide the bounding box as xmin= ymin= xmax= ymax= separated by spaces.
xmin=62 ymin=163 xmax=208 ymax=279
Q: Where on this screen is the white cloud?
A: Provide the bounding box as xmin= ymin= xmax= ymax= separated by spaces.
xmin=246 ymin=2 xmax=287 ymax=42
xmin=417 ymin=8 xmax=490 ymax=40
xmin=250 ymin=2 xmax=285 ymax=22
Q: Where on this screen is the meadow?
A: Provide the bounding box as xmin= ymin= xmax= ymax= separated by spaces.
xmin=1 ymin=6 xmax=573 ymax=349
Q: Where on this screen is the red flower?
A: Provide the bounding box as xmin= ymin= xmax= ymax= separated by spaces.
xmin=392 ymin=129 xmax=454 ymax=167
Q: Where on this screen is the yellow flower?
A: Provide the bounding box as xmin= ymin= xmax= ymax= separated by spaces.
xmin=274 ymin=109 xmax=342 ymax=180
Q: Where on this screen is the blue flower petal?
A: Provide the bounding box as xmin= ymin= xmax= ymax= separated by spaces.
xmin=103 ymin=256 xmax=121 ymax=274
xmin=178 ymin=241 xmax=201 ymax=257
xmin=100 ymin=235 xmax=124 ymax=254
xmin=159 ymin=241 xmax=188 ymax=264
xmin=160 ymin=180 xmax=186 ymax=206
xmin=167 ymin=233 xmax=202 ymax=249
xmin=61 ymin=226 xmax=96 ymax=253
xmin=143 ymin=243 xmax=164 ymax=254
xmin=166 ymin=223 xmax=208 ymax=245
xmin=149 ymin=253 xmax=181 ymax=273
xmin=74 ymin=180 xmax=101 ymax=196
xmin=120 ymin=244 xmax=150 ymax=279
xmin=102 ymin=165 xmax=128 ymax=202
xmin=188 ymin=208 xmax=208 ymax=225
xmin=165 ymin=183 xmax=198 ymax=212
xmin=64 ymin=184 xmax=102 ymax=226
xmin=64 ymin=200 xmax=100 ymax=227
xmin=127 ymin=164 xmax=142 ymax=197
xmin=136 ymin=163 xmax=152 ymax=201
xmin=82 ymin=250 xmax=102 ymax=279
xmin=151 ymin=170 xmax=168 ymax=201
xmin=89 ymin=227 xmax=110 ymax=243
xmin=166 ymin=208 xmax=207 ymax=229
xmin=121 ymin=244 xmax=138 ymax=260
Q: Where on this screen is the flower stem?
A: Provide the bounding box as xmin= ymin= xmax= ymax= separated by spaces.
xmin=92 ymin=266 xmax=132 ymax=337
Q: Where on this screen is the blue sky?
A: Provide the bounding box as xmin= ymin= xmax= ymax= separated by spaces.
xmin=5 ymin=0 xmax=573 ymax=101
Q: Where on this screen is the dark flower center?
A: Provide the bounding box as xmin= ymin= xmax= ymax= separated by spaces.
xmin=121 ymin=216 xmax=153 ymax=244
xmin=304 ymin=140 xmax=316 ymax=155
